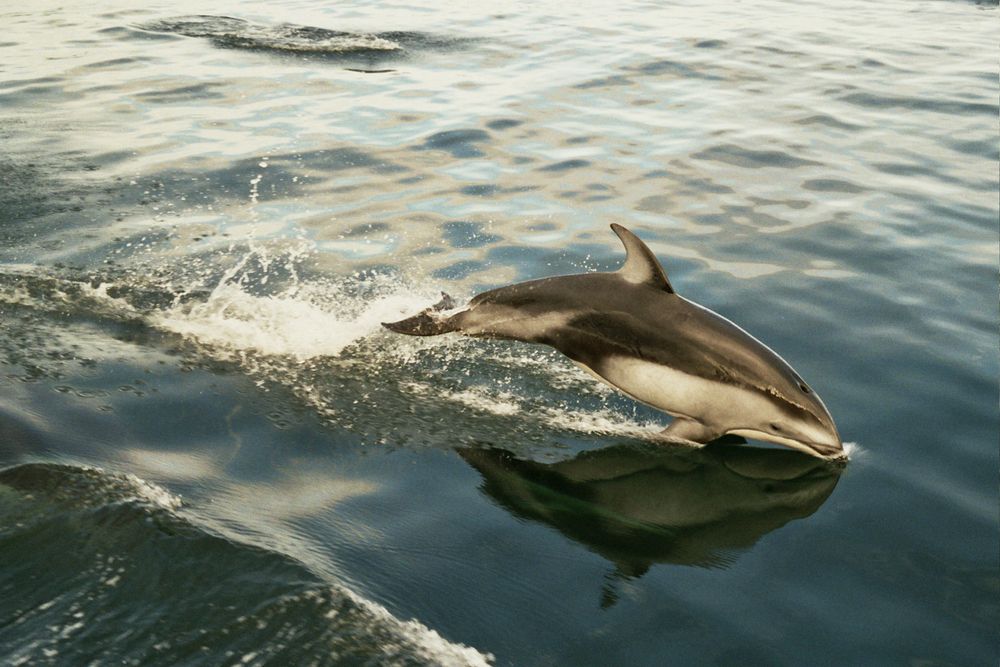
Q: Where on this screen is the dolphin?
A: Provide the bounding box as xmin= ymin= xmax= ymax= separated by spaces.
xmin=383 ymin=224 xmax=843 ymax=458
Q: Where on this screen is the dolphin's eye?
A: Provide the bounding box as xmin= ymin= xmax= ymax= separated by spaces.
xmin=798 ymin=382 xmax=811 ymax=394
xmin=770 ymin=423 xmax=783 ymax=432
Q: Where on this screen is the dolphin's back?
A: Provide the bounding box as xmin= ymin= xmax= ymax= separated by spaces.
xmin=460 ymin=272 xmax=797 ymax=393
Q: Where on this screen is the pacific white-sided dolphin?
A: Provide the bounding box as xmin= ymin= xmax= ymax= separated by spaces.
xmin=384 ymin=224 xmax=843 ymax=458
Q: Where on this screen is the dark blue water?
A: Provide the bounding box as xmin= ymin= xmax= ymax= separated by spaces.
xmin=1 ymin=1 xmax=997 ymax=665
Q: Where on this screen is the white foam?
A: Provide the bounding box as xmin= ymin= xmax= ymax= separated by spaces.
xmin=537 ymin=404 xmax=664 ymax=439
xmin=37 ymin=462 xmax=184 ymax=511
xmin=0 ymin=271 xmax=139 ymax=321
xmin=153 ymin=282 xmax=436 ymax=361
xmin=842 ymin=441 xmax=864 ymax=461
xmin=480 ymin=348 xmax=612 ymax=396
xmin=120 ymin=471 xmax=184 ymax=511
xmin=339 ymin=588 xmax=494 ymax=667
xmin=447 ymin=389 xmax=522 ymax=416
xmin=401 ymin=380 xmax=664 ymax=439
xmin=78 ymin=282 xmax=141 ymax=318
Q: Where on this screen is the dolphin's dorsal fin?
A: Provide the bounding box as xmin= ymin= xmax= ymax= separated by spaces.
xmin=611 ymin=224 xmax=674 ymax=293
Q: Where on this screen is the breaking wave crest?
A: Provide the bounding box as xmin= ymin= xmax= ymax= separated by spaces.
xmin=0 ymin=462 xmax=493 ymax=666
xmin=139 ymin=15 xmax=472 ymax=59
xmin=141 ymin=15 xmax=403 ymax=54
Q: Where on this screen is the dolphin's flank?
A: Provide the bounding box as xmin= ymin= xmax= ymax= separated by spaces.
xmin=383 ymin=224 xmax=843 ymax=458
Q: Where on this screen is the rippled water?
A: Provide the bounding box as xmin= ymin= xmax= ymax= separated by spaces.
xmin=1 ymin=1 xmax=997 ymax=665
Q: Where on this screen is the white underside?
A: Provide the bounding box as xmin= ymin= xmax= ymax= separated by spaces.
xmin=576 ymin=356 xmax=776 ymax=434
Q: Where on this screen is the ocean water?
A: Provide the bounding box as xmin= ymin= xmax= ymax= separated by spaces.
xmin=1 ymin=1 xmax=997 ymax=665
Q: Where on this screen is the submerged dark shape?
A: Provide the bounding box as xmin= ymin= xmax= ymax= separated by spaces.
xmin=385 ymin=224 xmax=843 ymax=458
xmin=139 ymin=15 xmax=474 ymax=61
xmin=459 ymin=442 xmax=843 ymax=603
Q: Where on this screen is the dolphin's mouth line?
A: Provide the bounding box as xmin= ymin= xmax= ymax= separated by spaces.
xmin=803 ymin=443 xmax=846 ymax=460
xmin=728 ymin=429 xmax=843 ymax=459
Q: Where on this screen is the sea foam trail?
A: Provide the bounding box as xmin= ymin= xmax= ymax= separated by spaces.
xmin=152 ymin=281 xmax=440 ymax=360
xmin=400 ymin=381 xmax=665 ymax=441
xmin=0 ymin=255 xmax=660 ymax=442
xmin=149 ymin=274 xmax=670 ymax=443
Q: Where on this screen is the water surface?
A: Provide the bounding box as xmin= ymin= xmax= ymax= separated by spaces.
xmin=1 ymin=1 xmax=997 ymax=665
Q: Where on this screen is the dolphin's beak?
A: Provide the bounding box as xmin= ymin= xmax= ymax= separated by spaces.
xmin=733 ymin=419 xmax=844 ymax=460
xmin=801 ymin=392 xmax=844 ymax=459
xmin=806 ymin=437 xmax=844 ymax=459
xmin=757 ymin=434 xmax=844 ymax=460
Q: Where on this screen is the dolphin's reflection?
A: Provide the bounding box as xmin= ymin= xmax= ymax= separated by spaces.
xmin=460 ymin=441 xmax=842 ymax=606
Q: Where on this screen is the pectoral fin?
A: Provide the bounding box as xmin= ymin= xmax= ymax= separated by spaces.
xmin=662 ymin=418 xmax=721 ymax=444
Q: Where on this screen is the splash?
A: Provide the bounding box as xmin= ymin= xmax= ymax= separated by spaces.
xmin=399 ymin=380 xmax=665 ymax=440
xmin=536 ymin=404 xmax=665 ymax=440
xmin=153 ymin=282 xmax=432 ymax=360
xmin=140 ymin=243 xmax=676 ymax=443
xmin=841 ymin=441 xmax=863 ymax=461
xmin=150 ymin=242 xmax=441 ymax=361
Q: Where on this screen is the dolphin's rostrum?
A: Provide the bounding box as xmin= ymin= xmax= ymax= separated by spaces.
xmin=384 ymin=224 xmax=843 ymax=458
